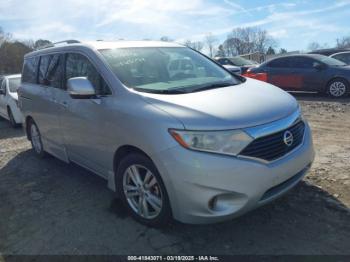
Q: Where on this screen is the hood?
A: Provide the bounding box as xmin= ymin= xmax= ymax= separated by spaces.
xmin=140 ymin=78 xmax=299 ymax=130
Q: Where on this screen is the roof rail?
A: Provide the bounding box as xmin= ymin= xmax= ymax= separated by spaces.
xmin=36 ymin=40 xmax=81 ymax=50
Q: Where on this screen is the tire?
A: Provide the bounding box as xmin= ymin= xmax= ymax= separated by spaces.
xmin=28 ymin=120 xmax=46 ymax=158
xmin=116 ymin=153 xmax=172 ymax=227
xmin=7 ymin=107 xmax=18 ymax=128
xmin=326 ymin=78 xmax=349 ymax=98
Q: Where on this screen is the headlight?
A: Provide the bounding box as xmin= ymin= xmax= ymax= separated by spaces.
xmin=169 ymin=129 xmax=253 ymax=156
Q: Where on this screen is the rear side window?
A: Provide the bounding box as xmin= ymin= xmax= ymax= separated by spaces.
xmin=22 ymin=57 xmax=39 ymax=83
xmin=267 ymin=58 xmax=291 ymax=68
xmin=65 ymin=53 xmax=111 ymax=95
xmin=38 ymin=54 xmax=63 ymax=88
xmin=289 ymin=57 xmax=314 ymax=69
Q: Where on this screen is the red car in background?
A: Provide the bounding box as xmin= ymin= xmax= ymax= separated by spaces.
xmin=243 ymin=54 xmax=350 ymax=98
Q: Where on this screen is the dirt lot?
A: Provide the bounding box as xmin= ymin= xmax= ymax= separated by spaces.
xmin=0 ymin=94 xmax=349 ymax=255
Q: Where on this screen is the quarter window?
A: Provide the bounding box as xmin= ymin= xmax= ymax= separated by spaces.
xmin=22 ymin=57 xmax=39 ymax=84
xmin=65 ymin=53 xmax=111 ymax=95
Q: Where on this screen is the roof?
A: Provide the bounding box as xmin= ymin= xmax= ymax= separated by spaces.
xmin=308 ymin=48 xmax=350 ymax=56
xmin=24 ymin=40 xmax=184 ymax=58
xmin=85 ymin=40 xmax=183 ymax=49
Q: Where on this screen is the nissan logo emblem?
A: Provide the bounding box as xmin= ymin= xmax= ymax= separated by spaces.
xmin=283 ymin=130 xmax=293 ymax=147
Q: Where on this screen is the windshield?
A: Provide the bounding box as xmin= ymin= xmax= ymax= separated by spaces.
xmin=8 ymin=77 xmax=21 ymax=93
xmin=315 ymin=55 xmax=346 ymax=66
xmin=100 ymin=47 xmax=240 ymax=94
xmin=230 ymin=56 xmax=257 ymax=66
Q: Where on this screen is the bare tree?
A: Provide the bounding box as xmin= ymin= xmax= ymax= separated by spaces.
xmin=222 ymin=27 xmax=276 ymax=56
xmin=336 ymin=36 xmax=350 ymax=48
xmin=204 ymin=33 xmax=217 ymax=58
xmin=183 ymin=40 xmax=204 ymax=52
xmin=307 ymin=42 xmax=329 ymax=51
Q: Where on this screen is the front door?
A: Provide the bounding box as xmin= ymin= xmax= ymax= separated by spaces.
xmin=57 ymin=52 xmax=113 ymax=177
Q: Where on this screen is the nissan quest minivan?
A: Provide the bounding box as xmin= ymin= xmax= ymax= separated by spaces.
xmin=19 ymin=40 xmax=315 ymax=226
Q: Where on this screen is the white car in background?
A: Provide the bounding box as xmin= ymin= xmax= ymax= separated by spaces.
xmin=330 ymin=51 xmax=350 ymax=65
xmin=0 ymin=74 xmax=23 ymax=127
xmin=222 ymin=64 xmax=242 ymax=75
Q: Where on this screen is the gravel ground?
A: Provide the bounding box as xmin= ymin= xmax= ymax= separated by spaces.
xmin=0 ymin=94 xmax=349 ymax=255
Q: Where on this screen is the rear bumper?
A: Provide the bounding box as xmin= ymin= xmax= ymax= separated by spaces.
xmin=152 ymin=122 xmax=314 ymax=224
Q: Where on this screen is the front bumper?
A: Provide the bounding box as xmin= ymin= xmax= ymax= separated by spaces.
xmin=152 ymin=122 xmax=314 ymax=224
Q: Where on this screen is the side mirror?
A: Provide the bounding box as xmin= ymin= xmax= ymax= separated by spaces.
xmin=313 ymin=62 xmax=325 ymax=70
xmin=67 ymin=77 xmax=96 ymax=99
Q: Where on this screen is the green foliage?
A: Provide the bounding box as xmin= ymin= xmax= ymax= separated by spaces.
xmin=0 ymin=26 xmax=51 ymax=74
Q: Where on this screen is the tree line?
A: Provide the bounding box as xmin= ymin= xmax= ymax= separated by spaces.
xmin=0 ymin=27 xmax=51 ymax=74
xmin=1 ymin=24 xmax=350 ymax=75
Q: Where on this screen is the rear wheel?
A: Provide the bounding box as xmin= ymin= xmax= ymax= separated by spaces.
xmin=7 ymin=107 xmax=18 ymax=128
xmin=326 ymin=78 xmax=348 ymax=98
xmin=116 ymin=153 xmax=172 ymax=226
xmin=28 ymin=120 xmax=46 ymax=158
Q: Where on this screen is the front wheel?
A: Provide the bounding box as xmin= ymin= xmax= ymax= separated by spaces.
xmin=326 ymin=78 xmax=348 ymax=98
xmin=28 ymin=120 xmax=46 ymax=158
xmin=116 ymin=153 xmax=172 ymax=227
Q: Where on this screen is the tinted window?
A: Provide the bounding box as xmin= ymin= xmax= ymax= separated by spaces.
xmin=38 ymin=54 xmax=63 ymax=88
xmin=22 ymin=57 xmax=39 ymax=83
xmin=65 ymin=53 xmax=111 ymax=95
xmin=9 ymin=77 xmax=21 ymax=93
xmin=267 ymin=58 xmax=290 ymax=68
xmin=38 ymin=56 xmax=50 ymax=85
xmin=289 ymin=57 xmax=314 ymax=68
xmin=332 ymin=53 xmax=350 ymax=64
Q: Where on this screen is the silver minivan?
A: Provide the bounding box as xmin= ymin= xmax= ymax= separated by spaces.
xmin=19 ymin=40 xmax=315 ymax=226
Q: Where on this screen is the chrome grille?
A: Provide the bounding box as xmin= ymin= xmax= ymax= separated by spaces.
xmin=240 ymin=121 xmax=305 ymax=161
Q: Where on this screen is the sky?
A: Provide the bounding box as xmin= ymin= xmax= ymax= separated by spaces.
xmin=0 ymin=0 xmax=350 ymax=53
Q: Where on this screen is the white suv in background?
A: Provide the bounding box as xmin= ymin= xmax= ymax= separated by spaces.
xmin=0 ymin=74 xmax=23 ymax=127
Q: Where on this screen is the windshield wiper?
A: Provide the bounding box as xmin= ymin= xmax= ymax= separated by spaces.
xmin=189 ymin=82 xmax=234 ymax=93
xmin=132 ymin=87 xmax=188 ymax=94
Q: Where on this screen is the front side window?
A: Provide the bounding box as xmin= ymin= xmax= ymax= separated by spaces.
xmin=99 ymin=47 xmax=240 ymax=94
xmin=22 ymin=57 xmax=39 ymax=84
xmin=8 ymin=77 xmax=21 ymax=93
xmin=65 ymin=53 xmax=111 ymax=95
xmin=38 ymin=54 xmax=63 ymax=88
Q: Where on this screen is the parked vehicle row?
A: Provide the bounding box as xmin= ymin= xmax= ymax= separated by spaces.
xmin=243 ymin=54 xmax=350 ymax=98
xmin=0 ymin=74 xmax=23 ymax=127
xmin=214 ymin=56 xmax=258 ymax=74
xmin=18 ymin=40 xmax=314 ymax=226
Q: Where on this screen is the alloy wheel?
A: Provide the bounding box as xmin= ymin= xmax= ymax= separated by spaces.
xmin=329 ymin=81 xmax=346 ymax=97
xmin=122 ymin=164 xmax=163 ymax=219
